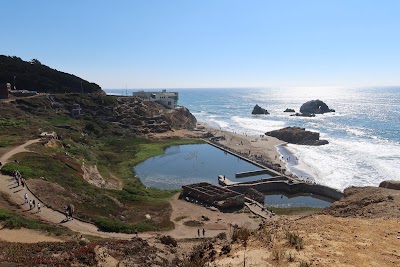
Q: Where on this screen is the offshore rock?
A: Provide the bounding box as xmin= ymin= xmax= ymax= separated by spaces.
xmin=299 ymin=100 xmax=335 ymax=114
xmin=284 ymin=108 xmax=295 ymax=112
xmin=379 ymin=180 xmax=400 ymax=190
xmin=265 ymin=126 xmax=329 ymax=146
xmin=251 ymin=104 xmax=269 ymax=115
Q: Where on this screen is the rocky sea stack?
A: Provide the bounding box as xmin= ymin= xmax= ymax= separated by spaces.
xmin=299 ymin=99 xmax=335 ymax=115
xmin=284 ymin=108 xmax=295 ymax=112
xmin=265 ymin=126 xmax=329 ymax=146
xmin=251 ymin=104 xmax=269 ymax=115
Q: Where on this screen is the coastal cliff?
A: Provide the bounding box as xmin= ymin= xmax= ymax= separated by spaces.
xmin=0 ymin=55 xmax=104 ymax=94
xmin=3 ymin=94 xmax=196 ymax=136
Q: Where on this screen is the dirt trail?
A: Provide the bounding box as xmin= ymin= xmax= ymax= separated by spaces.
xmin=0 ymin=139 xmax=143 ymax=240
xmin=0 ymin=139 xmax=258 ymax=241
xmin=0 ymin=139 xmax=41 ymax=164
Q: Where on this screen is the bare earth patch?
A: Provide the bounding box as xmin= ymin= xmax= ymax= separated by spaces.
xmin=0 ymin=228 xmax=63 ymax=243
xmin=214 ymin=214 xmax=400 ymax=267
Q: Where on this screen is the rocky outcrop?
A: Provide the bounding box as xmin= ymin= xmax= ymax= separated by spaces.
xmin=265 ymin=127 xmax=328 ymax=145
xmin=9 ymin=94 xmax=197 ymax=136
xmin=323 ymin=186 xmax=400 ymax=219
xmin=299 ymin=100 xmax=335 ymax=115
xmin=379 ymin=180 xmax=400 ymax=190
xmin=284 ymin=108 xmax=295 ymax=112
xmin=159 ymin=235 xmax=177 ymax=247
xmin=251 ymin=104 xmax=269 ymax=115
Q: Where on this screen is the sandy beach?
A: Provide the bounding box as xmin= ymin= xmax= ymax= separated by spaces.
xmin=195 ymin=122 xmax=289 ymax=173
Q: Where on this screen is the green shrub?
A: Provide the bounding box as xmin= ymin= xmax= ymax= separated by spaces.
xmin=230 ymin=226 xmax=251 ymax=244
xmin=0 ymin=208 xmax=68 ymax=235
xmin=286 ymin=231 xmax=304 ymax=250
xmin=94 ymin=217 xmax=158 ymax=233
xmin=1 ymin=163 xmax=35 ymax=177
xmin=299 ymin=260 xmax=311 ymax=267
xmin=183 ymin=220 xmax=204 ymax=227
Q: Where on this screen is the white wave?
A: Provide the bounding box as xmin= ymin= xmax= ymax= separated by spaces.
xmin=285 ymin=137 xmax=400 ymax=191
xmin=209 ymin=118 xmax=230 ymax=128
xmin=230 ymin=116 xmax=286 ymax=134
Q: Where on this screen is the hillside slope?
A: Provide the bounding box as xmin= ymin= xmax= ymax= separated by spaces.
xmin=0 ymin=55 xmax=103 ymax=94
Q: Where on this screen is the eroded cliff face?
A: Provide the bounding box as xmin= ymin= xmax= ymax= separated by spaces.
xmin=112 ymin=97 xmax=197 ymax=135
xmin=4 ymin=94 xmax=197 ymax=136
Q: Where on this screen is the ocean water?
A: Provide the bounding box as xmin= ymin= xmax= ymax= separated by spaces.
xmin=106 ymin=87 xmax=400 ymax=191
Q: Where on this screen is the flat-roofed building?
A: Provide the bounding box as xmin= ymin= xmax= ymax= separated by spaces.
xmin=133 ymin=89 xmax=178 ymax=109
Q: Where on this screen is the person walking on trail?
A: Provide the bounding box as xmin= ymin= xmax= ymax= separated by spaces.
xmin=29 ymin=200 xmax=33 ymax=210
xmin=21 ymin=178 xmax=25 ymax=188
xmin=64 ymin=206 xmax=70 ymax=220
xmin=24 ymin=193 xmax=28 ymax=204
xmin=197 ymin=228 xmax=200 ymax=238
xmin=202 ymin=228 xmax=206 ymax=237
xmin=32 ymin=199 xmax=36 ymax=208
xmin=37 ymin=202 xmax=41 ymax=212
xmin=67 ymin=204 xmax=74 ymax=220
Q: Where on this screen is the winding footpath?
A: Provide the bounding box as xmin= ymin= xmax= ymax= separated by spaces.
xmin=0 ymin=139 xmax=147 ymax=240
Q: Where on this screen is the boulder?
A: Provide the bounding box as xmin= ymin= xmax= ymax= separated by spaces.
xmin=299 ymin=100 xmax=335 ymax=114
xmin=379 ymin=180 xmax=400 ymax=190
xmin=251 ymin=104 xmax=269 ymax=115
xmin=159 ymin=235 xmax=177 ymax=247
xmin=284 ymin=108 xmax=295 ymax=112
xmin=265 ymin=126 xmax=329 ymax=146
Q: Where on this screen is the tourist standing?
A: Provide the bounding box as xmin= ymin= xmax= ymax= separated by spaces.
xmin=24 ymin=193 xmax=28 ymax=204
xmin=37 ymin=202 xmax=41 ymax=212
xmin=64 ymin=206 xmax=69 ymax=220
xmin=29 ymin=200 xmax=33 ymax=210
xmin=197 ymin=228 xmax=200 ymax=238
xmin=202 ymin=228 xmax=205 ymax=237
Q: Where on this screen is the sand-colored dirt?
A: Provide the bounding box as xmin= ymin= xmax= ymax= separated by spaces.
xmin=214 ymin=214 xmax=400 ymax=267
xmin=0 ymin=228 xmax=63 ymax=243
xmin=163 ymin=193 xmax=261 ymax=239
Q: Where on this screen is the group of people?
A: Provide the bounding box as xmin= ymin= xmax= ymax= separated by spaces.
xmin=13 ymin=170 xmax=77 ymax=221
xmin=14 ymin=170 xmax=41 ymax=212
xmin=64 ymin=204 xmax=74 ymax=221
xmin=197 ymin=228 xmax=206 ymax=238
xmin=13 ymin=170 xmax=26 ymax=188
xmin=23 ymin=192 xmax=41 ymax=212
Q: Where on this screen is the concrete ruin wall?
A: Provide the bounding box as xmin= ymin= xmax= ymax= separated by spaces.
xmin=228 ymin=181 xmax=343 ymax=201
xmin=182 ymin=183 xmax=245 ymax=209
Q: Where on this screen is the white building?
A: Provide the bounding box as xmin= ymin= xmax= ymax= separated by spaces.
xmin=132 ymin=89 xmax=178 ymax=109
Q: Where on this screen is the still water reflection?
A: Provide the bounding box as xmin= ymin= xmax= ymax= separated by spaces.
xmin=134 ymin=144 xmax=271 ymax=189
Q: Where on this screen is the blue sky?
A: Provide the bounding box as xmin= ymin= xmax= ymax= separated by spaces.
xmin=2 ymin=0 xmax=400 ymax=88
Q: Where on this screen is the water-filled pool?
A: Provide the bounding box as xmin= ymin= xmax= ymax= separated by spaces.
xmin=264 ymin=193 xmax=333 ymax=208
xmin=134 ymin=144 xmax=271 ymax=189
